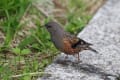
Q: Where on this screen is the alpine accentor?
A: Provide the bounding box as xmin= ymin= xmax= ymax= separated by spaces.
xmin=45 ymin=21 xmax=97 ymax=61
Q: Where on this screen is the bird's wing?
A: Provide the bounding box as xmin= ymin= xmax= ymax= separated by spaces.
xmin=64 ymin=32 xmax=79 ymax=44
xmin=63 ymin=32 xmax=98 ymax=53
xmin=64 ymin=32 xmax=92 ymax=48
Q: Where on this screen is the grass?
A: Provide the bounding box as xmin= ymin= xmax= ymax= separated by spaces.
xmin=0 ymin=0 xmax=58 ymax=79
xmin=65 ymin=0 xmax=92 ymax=34
xmin=0 ymin=0 xmax=102 ymax=80
xmin=0 ymin=0 xmax=31 ymax=50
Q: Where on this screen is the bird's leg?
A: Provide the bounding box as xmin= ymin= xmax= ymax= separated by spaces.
xmin=77 ymin=53 xmax=82 ymax=63
xmin=73 ymin=53 xmax=81 ymax=62
xmin=77 ymin=53 xmax=80 ymax=62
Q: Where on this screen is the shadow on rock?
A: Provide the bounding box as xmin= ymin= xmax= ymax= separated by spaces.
xmin=54 ymin=58 xmax=118 ymax=80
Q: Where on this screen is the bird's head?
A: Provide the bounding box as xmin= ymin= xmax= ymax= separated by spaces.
xmin=44 ymin=21 xmax=63 ymax=35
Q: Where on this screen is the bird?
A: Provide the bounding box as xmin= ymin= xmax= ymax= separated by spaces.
xmin=44 ymin=21 xmax=98 ymax=62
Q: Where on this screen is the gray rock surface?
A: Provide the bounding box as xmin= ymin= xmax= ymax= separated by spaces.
xmin=38 ymin=0 xmax=120 ymax=80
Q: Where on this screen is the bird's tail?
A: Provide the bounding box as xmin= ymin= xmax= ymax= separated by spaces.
xmin=87 ymin=46 xmax=98 ymax=53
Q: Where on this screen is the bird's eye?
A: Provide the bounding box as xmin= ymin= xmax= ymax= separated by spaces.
xmin=47 ymin=25 xmax=52 ymax=28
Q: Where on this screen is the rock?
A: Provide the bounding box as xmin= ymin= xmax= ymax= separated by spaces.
xmin=38 ymin=0 xmax=120 ymax=80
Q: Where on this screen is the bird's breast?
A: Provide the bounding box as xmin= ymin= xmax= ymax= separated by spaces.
xmin=51 ymin=35 xmax=64 ymax=51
